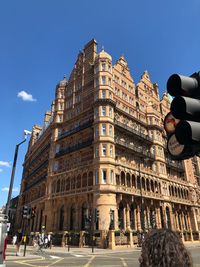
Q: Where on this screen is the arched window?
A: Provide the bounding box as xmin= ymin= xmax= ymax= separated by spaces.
xmin=180 ymin=188 xmax=183 ymax=199
xmin=155 ymin=181 xmax=158 ymax=193
xmin=121 ymin=172 xmax=125 ymax=186
xmin=174 ymin=187 xmax=178 ymax=197
xmin=126 ymin=173 xmax=131 ymax=187
xmin=52 ymin=181 xmax=56 ymax=193
xmin=70 ymin=204 xmax=76 ymax=230
xmin=56 ymin=180 xmax=60 ymax=193
xmin=81 ymin=203 xmax=88 ymax=230
xmin=59 ymin=205 xmax=64 ymax=231
xmin=137 ymin=176 xmax=141 ymax=189
xmin=146 ymin=179 xmax=150 ymax=191
xmin=172 ymin=186 xmax=174 ymax=196
xmin=118 ymin=202 xmax=124 ymax=229
xmin=132 ymin=175 xmax=136 ymax=188
xmin=142 ymin=177 xmax=145 ymax=190
xmin=82 ymin=173 xmax=87 ymax=187
xmin=116 ymin=174 xmax=120 ymax=186
xmin=71 ymin=177 xmax=75 ymax=190
xmin=65 ymin=178 xmax=70 ymax=191
xmin=166 ymin=207 xmax=171 ymax=229
xmin=130 ymin=204 xmax=135 ymax=230
xmin=169 ymin=186 xmax=171 ymax=196
xmin=76 ymin=175 xmax=81 ymax=189
xmin=88 ymin=172 xmax=93 ymax=186
xmin=61 ymin=179 xmax=65 ymax=192
xmin=150 ymin=180 xmax=154 ymax=192
xmin=178 ymin=188 xmax=181 ymax=198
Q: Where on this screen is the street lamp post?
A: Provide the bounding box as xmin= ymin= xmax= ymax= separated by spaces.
xmin=5 ymin=131 xmax=31 ymax=216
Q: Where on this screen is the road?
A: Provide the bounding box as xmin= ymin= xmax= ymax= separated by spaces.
xmin=5 ymin=246 xmax=200 ymax=267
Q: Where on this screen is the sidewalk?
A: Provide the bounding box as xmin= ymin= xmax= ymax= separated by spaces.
xmin=6 ymin=241 xmax=200 ymax=261
xmin=6 ymin=244 xmax=141 ymax=260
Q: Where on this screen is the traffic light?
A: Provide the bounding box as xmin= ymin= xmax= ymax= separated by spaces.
xmin=95 ymin=209 xmax=99 ymax=223
xmin=22 ymin=205 xmax=28 ymax=219
xmin=96 ymin=209 xmax=99 ymax=219
xmin=165 ymin=72 xmax=200 ymax=160
xmin=88 ymin=215 xmax=92 ymax=223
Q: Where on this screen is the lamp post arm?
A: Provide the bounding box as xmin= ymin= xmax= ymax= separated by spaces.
xmin=5 ymin=138 xmax=27 ymax=216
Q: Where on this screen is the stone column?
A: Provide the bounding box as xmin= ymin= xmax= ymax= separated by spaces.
xmin=126 ymin=205 xmax=130 ymax=230
xmin=109 ymin=230 xmax=115 ymax=249
xmin=123 ymin=207 xmax=126 ymax=230
xmin=191 ymin=207 xmax=199 ymax=231
xmin=156 ymin=207 xmax=161 ymax=229
xmin=181 ymin=212 xmax=186 ymax=231
xmin=146 ymin=206 xmax=150 ymax=230
xmin=134 ymin=207 xmax=137 ymax=230
xmin=129 ymin=230 xmax=133 ymax=247
xmin=136 ymin=205 xmax=141 ymax=231
xmin=79 ymin=231 xmax=84 ymax=248
xmin=187 ymin=214 xmax=194 ymax=242
xmin=169 ymin=206 xmax=175 ymax=231
xmin=115 ymin=207 xmax=118 ymax=230
xmin=161 ymin=205 xmax=166 ymax=228
xmin=174 ymin=212 xmax=178 ymax=230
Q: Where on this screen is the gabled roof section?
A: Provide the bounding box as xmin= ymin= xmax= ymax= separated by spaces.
xmin=161 ymin=92 xmax=172 ymax=106
xmin=138 ymin=70 xmax=159 ymax=99
xmin=140 ymin=70 xmax=151 ymax=81
xmin=68 ymin=51 xmax=84 ymax=82
xmin=113 ymin=55 xmax=134 ymax=83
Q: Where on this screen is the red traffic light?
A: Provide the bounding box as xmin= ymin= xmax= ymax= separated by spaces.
xmin=164 ymin=112 xmax=180 ymax=135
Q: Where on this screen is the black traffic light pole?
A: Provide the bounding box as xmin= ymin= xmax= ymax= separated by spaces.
xmin=5 ymin=139 xmax=27 ymax=216
xmin=91 ymin=210 xmax=94 ymax=253
xmin=23 ymin=218 xmax=28 ymax=257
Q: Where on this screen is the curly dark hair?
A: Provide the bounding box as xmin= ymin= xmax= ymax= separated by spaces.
xmin=139 ymin=229 xmax=192 ymax=267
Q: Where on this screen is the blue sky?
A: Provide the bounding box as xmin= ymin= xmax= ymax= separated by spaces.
xmin=0 ymin=0 xmax=200 ymax=207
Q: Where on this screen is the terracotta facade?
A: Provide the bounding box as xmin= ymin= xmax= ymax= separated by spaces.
xmin=16 ymin=39 xmax=200 ymax=245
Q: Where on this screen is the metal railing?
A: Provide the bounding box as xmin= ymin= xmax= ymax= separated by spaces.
xmin=115 ymin=139 xmax=155 ymax=160
xmin=24 ymin=175 xmax=47 ymax=191
xmin=55 ymin=138 xmax=93 ymax=158
xmin=115 ymin=120 xmax=153 ymax=142
xmin=165 ymin=159 xmax=184 ymax=171
xmin=58 ymin=120 xmax=93 ymax=140
xmin=25 ymin=160 xmax=49 ymax=179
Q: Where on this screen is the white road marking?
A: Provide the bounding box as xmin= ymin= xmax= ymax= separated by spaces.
xmin=73 ymin=254 xmax=84 ymax=257
xmin=49 ymin=255 xmax=61 ymax=259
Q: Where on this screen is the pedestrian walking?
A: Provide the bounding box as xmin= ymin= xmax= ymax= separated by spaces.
xmin=15 ymin=229 xmax=23 ymax=256
xmin=12 ymin=234 xmax=17 ymax=246
xmin=47 ymin=233 xmax=52 ymax=248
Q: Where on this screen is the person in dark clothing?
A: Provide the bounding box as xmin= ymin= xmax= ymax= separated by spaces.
xmin=16 ymin=229 xmax=23 ymax=256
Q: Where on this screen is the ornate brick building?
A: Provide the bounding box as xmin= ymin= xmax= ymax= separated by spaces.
xmin=16 ymin=39 xmax=200 ymax=246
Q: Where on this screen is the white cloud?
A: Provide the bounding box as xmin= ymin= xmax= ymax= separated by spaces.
xmin=1 ymin=187 xmax=19 ymax=192
xmin=0 ymin=161 xmax=11 ymax=167
xmin=17 ymin=90 xmax=36 ymax=102
xmin=2 ymin=187 xmax=9 ymax=192
xmin=0 ymin=169 xmax=3 ymax=172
